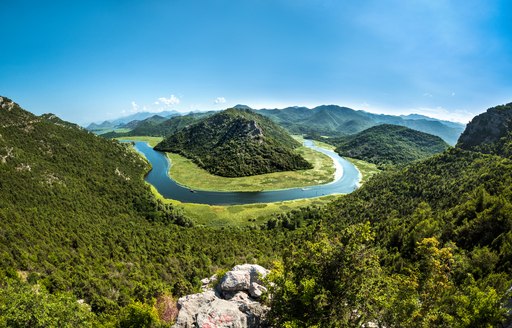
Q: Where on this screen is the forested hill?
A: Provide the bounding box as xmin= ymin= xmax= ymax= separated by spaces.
xmin=102 ymin=111 xmax=213 ymax=138
xmin=0 ymin=96 xmax=290 ymax=326
xmin=155 ymin=108 xmax=312 ymax=177
xmin=332 ymin=124 xmax=450 ymax=165
xmin=257 ymin=105 xmax=465 ymax=144
xmin=264 ymin=103 xmax=512 ymax=327
xmin=457 ymin=102 xmax=512 ymax=158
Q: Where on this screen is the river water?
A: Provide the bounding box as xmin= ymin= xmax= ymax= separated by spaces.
xmin=130 ymin=140 xmax=360 ymax=205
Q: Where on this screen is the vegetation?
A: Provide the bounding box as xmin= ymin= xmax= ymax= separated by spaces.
xmin=258 ymin=104 xmax=465 ymax=145
xmin=265 ymin=146 xmax=512 ymax=326
xmin=1 ymin=96 xmax=511 ymax=327
xmin=155 ymin=108 xmax=312 ymax=177
xmin=103 ymin=112 xmax=213 ymax=138
xmin=331 ymin=124 xmax=449 ymax=166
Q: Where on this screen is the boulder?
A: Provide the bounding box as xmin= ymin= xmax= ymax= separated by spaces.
xmin=173 ymin=264 xmax=270 ymax=328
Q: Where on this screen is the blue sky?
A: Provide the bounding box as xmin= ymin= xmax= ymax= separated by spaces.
xmin=1 ymin=0 xmax=511 ymax=124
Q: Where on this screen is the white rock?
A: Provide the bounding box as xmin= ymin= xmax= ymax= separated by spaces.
xmin=220 ymin=270 xmax=251 ymax=292
xmin=249 ymin=282 xmax=267 ymax=299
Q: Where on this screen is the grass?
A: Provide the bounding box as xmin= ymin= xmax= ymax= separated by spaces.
xmin=167 ymin=146 xmax=335 ymax=192
xmin=116 ymin=136 xmax=163 ymax=147
xmin=346 ymin=157 xmax=380 ymax=184
xmin=149 ymin=185 xmax=339 ymax=227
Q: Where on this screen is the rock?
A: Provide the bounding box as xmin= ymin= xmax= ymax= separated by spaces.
xmin=173 ymin=264 xmax=270 ymax=328
xmin=249 ymin=282 xmax=267 ymax=299
xmin=196 ymin=299 xmax=247 ymax=328
xmin=220 ymin=270 xmax=251 ymax=293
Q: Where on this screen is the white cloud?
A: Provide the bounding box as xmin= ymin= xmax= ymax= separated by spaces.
xmin=131 ymin=101 xmax=139 ymax=112
xmin=215 ymin=97 xmax=226 ymax=104
xmin=423 ymin=92 xmax=433 ymax=97
xmin=157 ymin=95 xmax=180 ymax=107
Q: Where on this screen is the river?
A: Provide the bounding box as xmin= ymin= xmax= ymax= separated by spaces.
xmin=130 ymin=140 xmax=360 ymax=205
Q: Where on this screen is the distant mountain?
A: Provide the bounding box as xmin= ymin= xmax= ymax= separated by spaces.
xmin=102 ymin=112 xmax=215 ymax=138
xmin=257 ymin=105 xmax=465 ymax=145
xmin=332 ymin=124 xmax=450 ymax=165
xmin=86 ymin=110 xmax=180 ymax=131
xmin=155 ymin=108 xmax=312 ymax=177
xmin=457 ymin=102 xmax=512 ymax=158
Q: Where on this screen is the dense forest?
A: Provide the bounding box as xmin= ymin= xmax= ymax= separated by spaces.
xmin=264 ymin=103 xmax=512 ymax=327
xmin=154 ymin=108 xmax=312 ymax=177
xmin=0 ymin=97 xmax=289 ymax=326
xmin=328 ymin=124 xmax=449 ymax=166
xmin=1 ymin=96 xmax=511 ymax=327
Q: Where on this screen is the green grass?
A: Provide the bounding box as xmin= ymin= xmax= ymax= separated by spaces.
xmin=167 ymin=146 xmax=335 ymax=192
xmin=116 ymin=136 xmax=163 ymax=147
xmin=346 ymin=157 xmax=380 ymax=184
xmin=149 ymin=185 xmax=338 ymax=227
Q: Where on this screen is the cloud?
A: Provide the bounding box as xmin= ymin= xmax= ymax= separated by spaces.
xmin=131 ymin=101 xmax=139 ymax=112
xmin=214 ymin=97 xmax=226 ymax=104
xmin=157 ymin=95 xmax=180 ymax=107
xmin=423 ymin=93 xmax=433 ymax=97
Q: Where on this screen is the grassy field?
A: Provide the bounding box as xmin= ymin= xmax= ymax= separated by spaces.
xmin=117 ymin=136 xmax=163 ymax=147
xmin=149 ymin=185 xmax=338 ymax=227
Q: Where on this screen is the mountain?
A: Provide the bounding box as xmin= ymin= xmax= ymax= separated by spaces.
xmin=457 ymin=102 xmax=512 ymax=158
xmin=155 ymin=108 xmax=312 ymax=177
xmin=0 ymin=96 xmax=287 ymax=325
xmin=86 ymin=110 xmax=180 ymax=131
xmin=103 ymin=111 xmax=215 ymax=138
xmin=332 ymin=124 xmax=450 ymax=165
xmin=257 ymin=105 xmax=465 ymax=145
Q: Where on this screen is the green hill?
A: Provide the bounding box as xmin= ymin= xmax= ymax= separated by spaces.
xmin=258 ymin=105 xmax=465 ymax=144
xmin=103 ymin=112 xmax=213 ymax=138
xmin=0 ymin=97 xmax=285 ymax=325
xmin=332 ymin=124 xmax=450 ymax=165
xmin=264 ymin=107 xmax=512 ymax=327
xmin=457 ymin=102 xmax=512 ymax=158
xmin=155 ymin=108 xmax=312 ymax=177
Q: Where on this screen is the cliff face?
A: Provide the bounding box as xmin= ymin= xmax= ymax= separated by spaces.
xmin=457 ymin=102 xmax=512 ymax=157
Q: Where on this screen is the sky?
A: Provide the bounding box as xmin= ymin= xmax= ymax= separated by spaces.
xmin=1 ymin=0 xmax=511 ymax=124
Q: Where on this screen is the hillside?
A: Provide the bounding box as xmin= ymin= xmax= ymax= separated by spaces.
xmin=258 ymin=105 xmax=465 ymax=144
xmin=155 ymin=108 xmax=312 ymax=177
xmin=103 ymin=111 xmax=213 ymax=138
xmin=0 ymin=97 xmax=287 ymax=326
xmin=86 ymin=110 xmax=180 ymax=132
xmin=457 ymin=102 xmax=512 ymax=158
xmin=264 ymin=105 xmax=512 ymax=327
xmin=332 ymin=124 xmax=450 ymax=165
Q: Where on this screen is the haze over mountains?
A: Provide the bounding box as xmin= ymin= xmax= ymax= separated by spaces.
xmin=89 ymin=104 xmax=465 ymax=145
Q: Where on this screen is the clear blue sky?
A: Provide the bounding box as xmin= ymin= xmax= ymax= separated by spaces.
xmin=1 ymin=0 xmax=511 ymax=124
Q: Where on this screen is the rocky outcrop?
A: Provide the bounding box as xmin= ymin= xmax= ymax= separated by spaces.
xmin=173 ymin=264 xmax=270 ymax=328
xmin=457 ymin=102 xmax=512 ymax=157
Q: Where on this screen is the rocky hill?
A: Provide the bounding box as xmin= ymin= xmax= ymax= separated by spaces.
xmin=457 ymin=102 xmax=512 ymax=158
xmin=155 ymin=108 xmax=312 ymax=177
xmin=332 ymin=124 xmax=450 ymax=165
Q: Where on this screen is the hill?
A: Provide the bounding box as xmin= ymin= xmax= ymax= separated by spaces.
xmin=0 ymin=96 xmax=287 ymax=325
xmin=86 ymin=110 xmax=180 ymax=133
xmin=457 ymin=102 xmax=512 ymax=158
xmin=264 ymin=105 xmax=512 ymax=327
xmin=257 ymin=105 xmax=465 ymax=144
xmin=155 ymin=108 xmax=312 ymax=177
xmin=332 ymin=124 xmax=450 ymax=165
xmin=102 ymin=111 xmax=214 ymax=138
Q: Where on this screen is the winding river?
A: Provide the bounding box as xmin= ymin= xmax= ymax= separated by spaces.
xmin=130 ymin=140 xmax=361 ymax=205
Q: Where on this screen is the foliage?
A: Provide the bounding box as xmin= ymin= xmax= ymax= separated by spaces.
xmin=155 ymin=108 xmax=312 ymax=177
xmin=331 ymin=124 xmax=449 ymax=166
